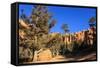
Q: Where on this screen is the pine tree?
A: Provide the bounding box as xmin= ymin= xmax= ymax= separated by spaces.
xmin=19 ymin=5 xmax=57 ymax=62
xmin=62 ymin=24 xmax=69 ymax=33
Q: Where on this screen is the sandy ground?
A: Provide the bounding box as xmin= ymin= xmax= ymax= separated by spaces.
xmin=23 ymin=49 xmax=96 ymax=64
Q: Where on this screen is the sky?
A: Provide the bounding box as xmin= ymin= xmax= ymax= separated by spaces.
xmin=19 ymin=4 xmax=96 ymax=33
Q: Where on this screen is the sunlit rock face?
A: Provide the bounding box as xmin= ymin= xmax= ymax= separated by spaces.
xmin=63 ymin=28 xmax=96 ymax=46
xmin=19 ymin=19 xmax=30 ymax=29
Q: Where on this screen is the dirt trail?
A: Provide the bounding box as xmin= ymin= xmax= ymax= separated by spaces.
xmin=25 ymin=49 xmax=96 ymax=64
